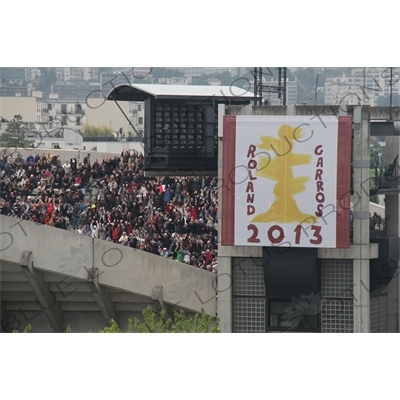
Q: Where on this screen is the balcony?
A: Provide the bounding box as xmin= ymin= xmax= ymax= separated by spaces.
xmin=56 ymin=109 xmax=84 ymax=115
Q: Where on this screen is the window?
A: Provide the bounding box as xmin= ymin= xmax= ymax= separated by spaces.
xmin=47 ymin=104 xmax=53 ymax=110
xmin=138 ymin=117 xmax=143 ymax=125
xmin=269 ymin=300 xmax=319 ymax=330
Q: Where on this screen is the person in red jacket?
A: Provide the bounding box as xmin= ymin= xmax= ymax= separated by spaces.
xmin=111 ymin=223 xmax=121 ymax=243
xmin=75 ymin=175 xmax=82 ymax=188
xmin=205 ymin=249 xmax=214 ymax=264
xmin=47 ymin=200 xmax=55 ymax=214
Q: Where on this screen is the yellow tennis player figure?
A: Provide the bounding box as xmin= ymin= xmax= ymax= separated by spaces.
xmin=252 ymin=124 xmax=317 ymax=224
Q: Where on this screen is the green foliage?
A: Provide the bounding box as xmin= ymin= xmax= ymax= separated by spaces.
xmin=34 ymin=68 xmax=57 ymax=92
xmin=0 ymin=114 xmax=34 ymax=148
xmin=82 ymin=124 xmax=113 ymax=137
xmin=8 ymin=309 xmax=220 ymax=333
xmin=370 ymin=137 xmax=386 ymax=174
xmin=134 ymin=308 xmax=172 ymax=333
xmin=11 ymin=324 xmax=32 ymax=333
xmin=99 ymin=319 xmax=121 ymax=333
xmin=370 ymin=194 xmax=380 ymax=204
xmin=133 ymin=306 xmax=220 ymax=333
xmin=99 ymin=306 xmax=220 ymax=333
xmin=127 ymin=318 xmax=135 ymax=333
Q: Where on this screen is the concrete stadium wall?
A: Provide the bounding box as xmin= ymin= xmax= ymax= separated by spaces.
xmin=0 ymin=146 xmax=144 ymax=165
xmin=0 ymin=215 xmax=217 ymax=316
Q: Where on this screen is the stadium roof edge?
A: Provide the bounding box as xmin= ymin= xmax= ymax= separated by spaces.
xmin=106 ymin=83 xmax=256 ymax=102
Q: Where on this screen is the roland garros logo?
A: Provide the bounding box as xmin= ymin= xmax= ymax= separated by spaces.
xmin=246 ymin=123 xmax=323 ymax=245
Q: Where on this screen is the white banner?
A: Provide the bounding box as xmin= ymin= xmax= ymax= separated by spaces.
xmin=232 ymin=116 xmax=340 ymax=248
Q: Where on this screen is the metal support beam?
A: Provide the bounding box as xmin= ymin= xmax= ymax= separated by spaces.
xmin=20 ymin=252 xmax=63 ymax=333
xmin=87 ymin=268 xmax=116 ymax=324
xmin=113 ymin=100 xmax=140 ymax=137
xmin=278 ymin=67 xmax=287 ymax=106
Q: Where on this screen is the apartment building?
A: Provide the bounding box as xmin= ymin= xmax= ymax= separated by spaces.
xmin=55 ymin=67 xmax=99 ymax=82
xmin=0 ymin=68 xmax=26 ymax=83
xmin=248 ymin=78 xmax=298 ymax=105
xmin=167 ymin=67 xmax=240 ymax=77
xmin=100 ymin=70 xmax=135 ymax=97
xmin=0 ymin=93 xmax=142 ymax=135
xmin=51 ymin=82 xmax=102 ymax=100
xmin=157 ymin=77 xmax=192 ymax=85
xmin=324 ymin=68 xmax=400 ymax=106
xmin=166 ymin=67 xmax=205 ymax=77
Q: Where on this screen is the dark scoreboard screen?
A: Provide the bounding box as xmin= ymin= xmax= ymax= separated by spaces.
xmin=143 ymin=99 xmax=218 ymax=175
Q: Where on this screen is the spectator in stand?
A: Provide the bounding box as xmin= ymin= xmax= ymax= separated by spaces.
xmin=119 ymin=231 xmax=129 ymax=245
xmin=0 ymin=149 xmax=219 ymax=272
xmin=26 ymin=154 xmax=35 ymax=165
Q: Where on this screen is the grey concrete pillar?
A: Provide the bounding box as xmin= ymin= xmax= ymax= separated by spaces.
xmin=383 ymin=136 xmax=400 ymax=332
xmin=217 ymin=256 xmax=232 ymax=333
xmin=385 ymin=136 xmax=400 ymax=237
xmin=352 ymin=106 xmax=370 ymax=332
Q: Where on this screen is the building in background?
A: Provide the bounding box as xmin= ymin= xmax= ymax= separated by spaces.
xmin=100 ymin=70 xmax=135 ymax=97
xmin=324 ymin=67 xmax=400 ymax=107
xmin=247 ymin=78 xmax=298 ymax=105
xmin=0 ymin=93 xmax=143 ymax=137
xmin=0 ymin=67 xmax=26 ymax=83
xmin=166 ymin=67 xmax=241 ymax=77
xmin=55 ymin=67 xmax=99 ymax=82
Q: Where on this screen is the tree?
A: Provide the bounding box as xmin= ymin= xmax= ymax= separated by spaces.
xmin=0 ymin=114 xmax=34 ymax=148
xmin=370 ymin=137 xmax=386 ymax=174
xmin=12 ymin=324 xmax=32 ymax=333
xmin=99 ymin=320 xmax=122 ymax=333
xmin=8 ymin=308 xmax=220 ymax=333
xmin=34 ymin=68 xmax=57 ymax=92
xmin=82 ymin=124 xmax=113 ymax=138
xmin=99 ymin=306 xmax=221 ymax=333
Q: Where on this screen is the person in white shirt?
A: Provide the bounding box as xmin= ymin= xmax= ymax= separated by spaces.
xmin=63 ymin=161 xmax=71 ymax=175
xmin=16 ymin=167 xmax=25 ymax=179
xmin=91 ymin=222 xmax=99 ymax=238
xmin=119 ymin=231 xmax=129 ymax=245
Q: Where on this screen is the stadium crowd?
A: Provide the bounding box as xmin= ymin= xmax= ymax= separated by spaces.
xmin=0 ymin=149 xmax=218 ymax=273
